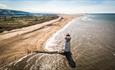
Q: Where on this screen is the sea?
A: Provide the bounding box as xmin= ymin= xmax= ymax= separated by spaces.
xmin=44 ymin=13 xmax=115 ymax=70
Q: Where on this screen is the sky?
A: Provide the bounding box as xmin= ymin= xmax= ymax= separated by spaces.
xmin=0 ymin=0 xmax=115 ymax=14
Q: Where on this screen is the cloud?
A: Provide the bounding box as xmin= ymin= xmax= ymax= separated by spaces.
xmin=0 ymin=3 xmax=8 ymax=9
xmin=0 ymin=0 xmax=115 ymax=13
xmin=19 ymin=0 xmax=115 ymax=14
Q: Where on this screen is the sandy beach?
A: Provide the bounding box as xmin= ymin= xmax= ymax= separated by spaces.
xmin=0 ymin=15 xmax=77 ymax=66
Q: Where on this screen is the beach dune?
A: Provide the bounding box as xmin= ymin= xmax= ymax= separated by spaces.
xmin=0 ymin=15 xmax=76 ymax=67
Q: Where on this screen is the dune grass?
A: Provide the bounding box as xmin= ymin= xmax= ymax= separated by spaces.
xmin=0 ymin=16 xmax=59 ymax=32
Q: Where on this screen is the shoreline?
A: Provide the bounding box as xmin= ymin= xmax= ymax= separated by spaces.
xmin=44 ymin=15 xmax=83 ymax=52
xmin=0 ymin=15 xmax=78 ymax=66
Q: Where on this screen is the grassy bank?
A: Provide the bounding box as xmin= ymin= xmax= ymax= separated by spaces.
xmin=0 ymin=16 xmax=59 ymax=32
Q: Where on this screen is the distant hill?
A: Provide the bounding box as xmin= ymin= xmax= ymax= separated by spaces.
xmin=0 ymin=9 xmax=32 ymax=16
xmin=0 ymin=9 xmax=57 ymax=17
